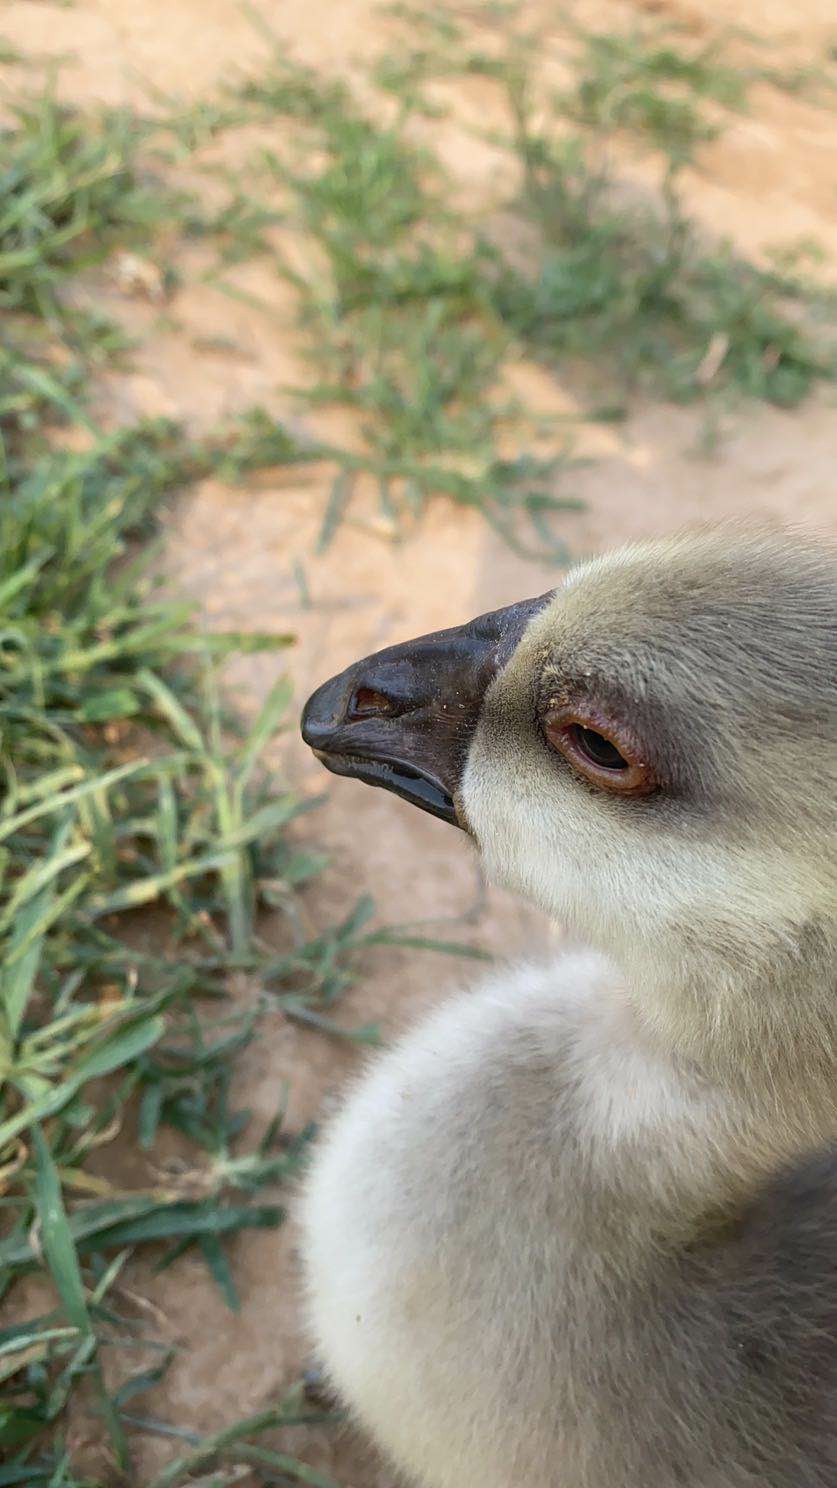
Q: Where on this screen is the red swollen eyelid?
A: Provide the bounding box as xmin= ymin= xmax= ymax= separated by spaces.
xmin=541 ymin=702 xmax=657 ymax=797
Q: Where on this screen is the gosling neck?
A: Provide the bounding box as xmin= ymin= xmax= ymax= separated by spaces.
xmin=619 ymin=946 xmax=837 ymax=1162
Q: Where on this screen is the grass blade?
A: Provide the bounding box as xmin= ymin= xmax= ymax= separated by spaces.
xmin=32 ymin=1125 xmax=90 ymax=1335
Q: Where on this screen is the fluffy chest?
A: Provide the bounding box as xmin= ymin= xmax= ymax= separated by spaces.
xmin=301 ymin=956 xmax=730 ymax=1487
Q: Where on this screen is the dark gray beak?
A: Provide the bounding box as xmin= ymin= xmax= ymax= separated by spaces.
xmin=301 ymin=594 xmax=551 ymax=827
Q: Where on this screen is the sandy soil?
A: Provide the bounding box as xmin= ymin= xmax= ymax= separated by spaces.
xmin=2 ymin=0 xmax=836 ymax=1481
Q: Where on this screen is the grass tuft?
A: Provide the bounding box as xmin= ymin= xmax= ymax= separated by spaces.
xmin=0 ymin=94 xmax=162 ymax=317
xmin=224 ymin=51 xmax=582 ymax=555
xmin=491 ymin=120 xmax=834 ymax=407
xmin=561 ymin=25 xmax=748 ymax=165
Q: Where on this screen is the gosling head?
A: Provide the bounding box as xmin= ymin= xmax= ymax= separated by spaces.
xmin=302 ymin=529 xmax=837 ymax=1075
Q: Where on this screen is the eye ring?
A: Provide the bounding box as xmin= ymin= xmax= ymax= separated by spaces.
xmin=541 ymin=703 xmax=657 ymax=797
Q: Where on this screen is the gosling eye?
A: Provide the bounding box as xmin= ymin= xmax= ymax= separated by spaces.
xmin=572 ymin=725 xmax=628 ymax=771
xmin=541 ymin=704 xmax=657 ymax=797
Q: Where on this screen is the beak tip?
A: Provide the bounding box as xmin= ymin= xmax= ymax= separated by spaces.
xmin=299 ymin=703 xmax=316 ymax=749
xmin=300 ymin=676 xmax=346 ymax=751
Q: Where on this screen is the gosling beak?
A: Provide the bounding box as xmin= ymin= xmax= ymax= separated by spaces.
xmin=301 ymin=594 xmax=551 ymax=828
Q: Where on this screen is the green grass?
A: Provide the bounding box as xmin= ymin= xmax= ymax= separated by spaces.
xmin=188 ymin=8 xmax=836 ymax=548
xmin=0 ymin=94 xmax=162 ymax=315
xmin=0 ymin=83 xmax=465 ymax=1488
xmin=491 ymin=120 xmax=833 ymax=409
xmin=560 ymin=25 xmax=748 ymax=165
xmin=0 ymin=90 xmax=175 ymax=473
xmin=0 ymin=86 xmax=487 ymax=1485
xmin=482 ymin=23 xmax=836 ymax=410
xmin=0 ymin=415 xmax=365 ymax=1481
xmin=373 ymin=8 xmax=835 ymax=406
xmin=226 ymin=50 xmax=580 ymax=557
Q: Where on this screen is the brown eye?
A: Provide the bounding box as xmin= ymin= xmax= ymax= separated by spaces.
xmin=542 ymin=705 xmax=656 ymax=797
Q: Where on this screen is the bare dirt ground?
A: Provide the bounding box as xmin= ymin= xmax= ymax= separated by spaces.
xmin=3 ymin=0 xmax=837 ymax=1481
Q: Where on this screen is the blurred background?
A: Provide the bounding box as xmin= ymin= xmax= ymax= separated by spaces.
xmin=1 ymin=1 xmax=835 ymax=1484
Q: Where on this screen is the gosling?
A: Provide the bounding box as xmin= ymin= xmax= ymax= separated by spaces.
xmin=299 ymin=527 xmax=837 ymax=1488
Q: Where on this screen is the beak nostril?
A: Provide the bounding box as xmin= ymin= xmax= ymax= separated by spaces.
xmin=348 ymin=685 xmax=399 ymax=720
